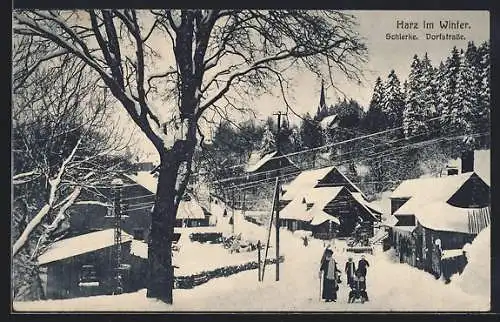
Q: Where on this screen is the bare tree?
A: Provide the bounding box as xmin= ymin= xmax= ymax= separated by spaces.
xmin=12 ymin=40 xmax=135 ymax=299
xmin=13 ymin=9 xmax=367 ymax=303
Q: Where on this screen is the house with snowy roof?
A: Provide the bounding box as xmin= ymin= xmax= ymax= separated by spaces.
xmin=279 ymin=166 xmax=381 ymax=239
xmin=280 ymin=165 xmax=375 ymax=210
xmin=36 ymin=229 xmax=137 ymax=299
xmin=125 ymin=171 xmax=213 ymax=228
xmin=389 ymin=161 xmax=490 ymax=277
xmin=319 ymin=114 xmax=340 ymax=130
xmin=68 ymin=173 xmax=156 ymax=242
xmin=244 ymin=150 xmax=300 ymax=182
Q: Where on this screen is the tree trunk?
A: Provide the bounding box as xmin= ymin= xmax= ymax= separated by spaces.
xmin=146 ymin=161 xmax=178 ymax=303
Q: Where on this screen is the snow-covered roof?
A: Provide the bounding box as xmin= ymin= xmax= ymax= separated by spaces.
xmin=352 ymin=192 xmax=382 ymax=215
xmin=125 ymin=171 xmax=207 ymax=219
xmin=245 ymin=151 xmax=277 ymax=173
xmin=323 ymin=167 xmax=365 ymax=197
xmin=280 ymin=186 xmax=344 ymax=221
xmin=310 ymin=210 xmax=340 ymax=226
xmin=177 ymin=198 xmax=206 ymax=220
xmin=130 ymin=239 xmax=148 ymax=259
xmin=382 ymin=215 xmax=399 ymax=227
xmin=281 ymin=166 xmax=335 ymax=201
xmin=125 ymin=171 xmax=158 ymax=194
xmin=38 ymin=229 xmax=133 ymax=265
xmin=391 ymin=172 xmax=474 ymax=200
xmin=320 ymin=114 xmax=339 ymax=130
xmin=414 ymin=202 xmax=490 ymax=234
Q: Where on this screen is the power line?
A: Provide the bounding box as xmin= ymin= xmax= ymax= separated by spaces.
xmin=126 ymin=204 xmax=155 ymax=212
xmin=122 ymin=193 xmax=156 ymax=201
xmin=220 ymin=114 xmax=451 ymax=171
xmin=212 ymin=131 xmax=488 ymax=192
xmin=208 ymin=126 xmax=461 ymax=186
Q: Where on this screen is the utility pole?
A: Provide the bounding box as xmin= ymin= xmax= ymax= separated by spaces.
xmin=111 ymin=178 xmax=123 ymax=295
xmin=231 ymin=186 xmax=235 ymax=234
xmin=273 ymin=111 xmax=285 ymax=281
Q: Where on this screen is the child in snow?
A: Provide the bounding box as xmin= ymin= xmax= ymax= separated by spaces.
xmin=348 ymin=269 xmax=369 ymax=303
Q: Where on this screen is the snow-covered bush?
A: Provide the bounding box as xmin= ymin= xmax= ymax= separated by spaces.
xmin=189 ymin=232 xmax=223 ymax=244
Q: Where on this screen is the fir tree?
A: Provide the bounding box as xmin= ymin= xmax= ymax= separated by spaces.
xmin=420 ymin=53 xmax=437 ymax=118
xmin=476 ymin=41 xmax=490 ymax=141
xmin=403 ymin=54 xmax=428 ymax=138
xmin=259 ymin=124 xmax=276 ymax=156
xmin=453 ymin=47 xmax=480 ymax=150
xmin=440 ymin=46 xmax=461 ymax=132
xmin=364 ymin=76 xmax=386 ymax=133
xmin=382 ymin=70 xmax=404 ymax=129
xmin=435 ymin=61 xmax=448 ymax=117
xmin=289 ymin=126 xmax=303 ymax=152
xmin=300 ymin=113 xmax=323 ymax=148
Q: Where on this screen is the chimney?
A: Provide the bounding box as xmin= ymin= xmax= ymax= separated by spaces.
xmin=461 ymin=150 xmax=474 ymax=173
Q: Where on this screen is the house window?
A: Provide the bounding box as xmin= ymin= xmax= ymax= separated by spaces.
xmin=78 ymin=265 xmax=99 ymax=286
xmin=133 ymin=228 xmax=144 ymax=240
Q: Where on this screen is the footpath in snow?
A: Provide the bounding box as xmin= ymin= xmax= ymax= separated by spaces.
xmin=13 ymin=205 xmax=490 ymax=312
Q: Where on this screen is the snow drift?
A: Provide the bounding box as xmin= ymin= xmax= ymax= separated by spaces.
xmin=452 ymin=226 xmax=490 ymax=299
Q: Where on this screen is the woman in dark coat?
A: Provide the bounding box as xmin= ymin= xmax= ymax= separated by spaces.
xmin=319 ymin=248 xmax=341 ymax=302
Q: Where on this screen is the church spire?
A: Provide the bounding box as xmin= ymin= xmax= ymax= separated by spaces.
xmin=319 ymin=79 xmax=326 ymax=108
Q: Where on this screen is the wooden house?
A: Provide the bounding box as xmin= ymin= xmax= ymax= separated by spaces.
xmin=319 ymin=114 xmax=340 ymax=131
xmin=37 ymin=229 xmax=135 ymax=299
xmin=126 ymin=171 xmax=214 ymax=228
xmin=68 ymin=174 xmax=154 ymax=242
xmin=280 ymin=185 xmax=380 ymax=239
xmin=244 ymin=150 xmax=300 ymax=183
xmin=389 ymin=171 xmax=490 ymax=278
xmin=279 ymin=165 xmax=367 ymax=211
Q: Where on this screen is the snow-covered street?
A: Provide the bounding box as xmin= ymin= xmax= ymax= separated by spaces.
xmin=13 ymin=206 xmax=489 ymax=312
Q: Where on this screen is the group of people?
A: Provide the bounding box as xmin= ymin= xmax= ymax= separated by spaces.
xmin=319 ymin=246 xmax=370 ymax=303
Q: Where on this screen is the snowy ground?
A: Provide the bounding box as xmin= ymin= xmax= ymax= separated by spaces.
xmin=14 ymin=203 xmax=490 ymax=312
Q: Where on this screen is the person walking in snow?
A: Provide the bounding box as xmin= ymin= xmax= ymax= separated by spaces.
xmin=345 ymin=257 xmax=356 ymax=287
xmin=357 ymin=254 xmax=370 ymax=278
xmin=319 ymin=248 xmax=341 ymax=302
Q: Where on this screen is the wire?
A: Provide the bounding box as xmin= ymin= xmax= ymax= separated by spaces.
xmin=126 ymin=204 xmax=155 ymax=212
xmin=218 ymin=114 xmax=451 ymax=171
xmin=121 ymin=193 xmax=156 ymax=201
xmin=208 ymin=126 xmax=458 ymax=186
xmin=125 ymin=200 xmax=155 ymax=208
xmin=212 ymin=131 xmax=488 ymax=192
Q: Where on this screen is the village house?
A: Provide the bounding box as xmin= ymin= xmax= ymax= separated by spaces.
xmin=68 ymin=174 xmax=155 ymax=242
xmin=37 ymin=166 xmax=214 ymax=299
xmin=125 ymin=171 xmax=214 ymax=228
xmin=279 ymin=166 xmax=381 ymax=239
xmin=388 ymin=155 xmax=490 ymax=280
xmin=280 ymin=165 xmax=367 ymax=209
xmin=245 ymin=150 xmax=300 ymax=183
xmin=319 ymin=114 xmax=340 ymax=131
xmin=37 ymin=229 xmax=136 ymax=299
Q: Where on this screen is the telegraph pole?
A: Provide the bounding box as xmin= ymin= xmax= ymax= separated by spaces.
xmin=273 ymin=111 xmax=285 ymax=281
xmin=111 ymin=178 xmax=123 ymax=294
xmin=231 ymin=185 xmax=235 ymax=234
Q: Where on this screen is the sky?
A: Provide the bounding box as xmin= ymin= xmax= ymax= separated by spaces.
xmin=251 ymin=10 xmax=490 ymax=121
xmin=121 ymin=10 xmax=490 ymax=161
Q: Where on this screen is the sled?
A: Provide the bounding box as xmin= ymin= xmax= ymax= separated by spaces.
xmin=348 ymin=290 xmax=368 ymax=304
